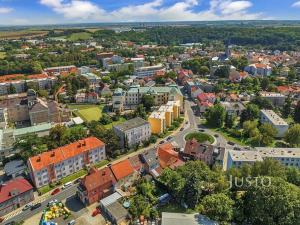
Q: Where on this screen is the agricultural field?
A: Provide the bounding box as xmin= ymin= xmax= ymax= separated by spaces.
xmin=68 ymin=104 xmax=104 ymax=122
xmin=67 ymin=32 xmax=92 ymax=41
xmin=0 ymin=29 xmax=48 ymax=40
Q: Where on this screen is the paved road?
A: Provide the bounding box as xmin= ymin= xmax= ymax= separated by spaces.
xmin=4 ymin=185 xmax=79 ymax=224
xmin=4 ymin=99 xmax=242 ymax=224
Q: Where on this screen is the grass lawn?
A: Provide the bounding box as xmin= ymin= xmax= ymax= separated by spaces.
xmin=0 ymin=52 xmax=6 ymax=59
xmin=213 ymin=128 xmax=247 ymax=146
xmin=185 ymin=132 xmax=214 ymax=144
xmin=68 ymin=104 xmax=104 ymax=122
xmin=67 ymin=32 xmax=92 ymax=41
xmin=104 ymin=117 xmax=126 ymax=129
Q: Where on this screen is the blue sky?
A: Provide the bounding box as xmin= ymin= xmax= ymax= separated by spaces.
xmin=1 ymin=0 xmax=300 ymax=25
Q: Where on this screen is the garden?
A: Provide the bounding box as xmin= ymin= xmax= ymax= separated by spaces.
xmin=185 ymin=132 xmax=214 ymax=144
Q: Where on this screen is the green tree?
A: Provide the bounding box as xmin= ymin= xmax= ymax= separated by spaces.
xmin=285 ymin=167 xmax=300 ymax=186
xmin=134 ymin=104 xmax=147 ymax=119
xmin=205 ymin=104 xmax=226 ymax=128
xmin=141 ymin=95 xmax=155 ymax=112
xmin=99 ymin=113 xmax=112 ymax=125
xmin=258 ymin=123 xmax=277 ymax=146
xmin=242 ymin=177 xmax=300 ymax=225
xmin=284 ymin=124 xmax=300 ymax=147
xmin=240 ymin=104 xmax=260 ymax=125
xmin=14 ymin=134 xmax=46 ymax=161
xmin=260 ymin=77 xmax=270 ymax=90
xmin=198 ymin=193 xmax=234 ymax=223
xmin=199 ymin=66 xmax=210 ymax=75
xmin=243 ymin=120 xmax=259 ymax=138
xmin=214 ymin=66 xmax=230 ymax=78
xmin=282 ymin=95 xmax=292 ymax=118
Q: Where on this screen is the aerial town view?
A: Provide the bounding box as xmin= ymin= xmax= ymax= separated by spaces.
xmin=0 ymin=1 xmax=300 ymax=225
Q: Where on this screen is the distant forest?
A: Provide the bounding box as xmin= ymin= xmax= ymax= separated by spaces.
xmin=92 ymin=26 xmax=300 ymax=50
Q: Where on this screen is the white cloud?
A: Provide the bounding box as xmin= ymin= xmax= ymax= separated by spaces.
xmin=39 ymin=0 xmax=262 ymax=22
xmin=292 ymin=1 xmax=300 ymax=7
xmin=0 ymin=7 xmax=13 ymax=14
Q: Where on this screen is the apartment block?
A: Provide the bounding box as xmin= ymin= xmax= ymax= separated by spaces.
xmin=27 ymin=137 xmax=106 ymax=188
xmin=148 ymin=111 xmax=166 ymax=134
xmin=113 ymin=117 xmax=151 ymax=148
xmin=260 ymin=110 xmax=289 ymax=137
xmin=125 ymin=85 xmax=183 ymax=109
xmin=260 ymin=92 xmax=286 ymax=107
xmin=226 ymin=147 xmax=300 ymax=170
xmin=134 ymin=64 xmax=165 ymax=78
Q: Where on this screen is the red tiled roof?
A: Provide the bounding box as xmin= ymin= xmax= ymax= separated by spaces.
xmin=110 ymin=159 xmax=134 ymax=181
xmin=157 ymin=143 xmax=184 ymax=169
xmin=197 ymin=93 xmax=216 ymax=103
xmin=0 ymin=74 xmax=48 ymax=83
xmin=81 ymin=167 xmax=116 ymax=192
xmin=0 ymin=178 xmax=33 ymax=203
xmin=28 ymin=137 xmax=105 ymax=171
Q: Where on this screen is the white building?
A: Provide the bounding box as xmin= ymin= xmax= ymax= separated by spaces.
xmin=260 ymin=92 xmax=286 ymax=107
xmin=260 ymin=110 xmax=289 ymax=137
xmin=226 ymin=148 xmax=300 ymax=170
xmin=245 ymin=63 xmax=272 ymax=76
xmin=226 ymin=150 xmax=263 ymax=169
xmin=113 ymin=117 xmax=151 ymax=148
xmin=27 ymin=137 xmax=106 ymax=188
xmin=0 ymin=108 xmax=8 ymax=129
xmin=134 ymin=64 xmax=165 ymax=78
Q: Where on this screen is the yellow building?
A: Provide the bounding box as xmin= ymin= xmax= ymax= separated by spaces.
xmin=166 ymin=100 xmax=180 ymax=119
xmin=158 ymin=105 xmax=173 ymax=127
xmin=148 ymin=111 xmax=166 ymax=134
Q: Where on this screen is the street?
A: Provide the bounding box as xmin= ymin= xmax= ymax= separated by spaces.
xmin=4 ymin=99 xmax=234 ymax=224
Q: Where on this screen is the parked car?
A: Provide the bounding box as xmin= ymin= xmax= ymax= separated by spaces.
xmin=180 ymin=127 xmax=184 ymax=131
xmin=62 ymin=182 xmax=72 ymax=189
xmin=31 ymin=203 xmax=42 ymax=210
xmin=68 ymin=220 xmax=76 ymax=225
xmin=199 ymin=129 xmax=205 ymax=132
xmin=227 ymin=141 xmax=235 ymax=146
xmin=22 ymin=203 xmax=33 ymax=211
xmin=51 ymin=188 xmax=60 ymax=195
xmin=159 ymin=140 xmax=165 ymax=144
xmin=166 ymin=136 xmax=173 ymax=141
xmin=214 ymin=134 xmax=219 ymax=138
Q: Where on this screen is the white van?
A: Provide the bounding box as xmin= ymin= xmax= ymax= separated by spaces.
xmin=62 ymin=182 xmax=72 ymax=189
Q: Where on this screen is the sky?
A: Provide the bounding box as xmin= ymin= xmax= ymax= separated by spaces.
xmin=1 ymin=0 xmax=300 ymax=25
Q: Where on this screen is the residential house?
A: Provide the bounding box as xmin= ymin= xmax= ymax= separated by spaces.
xmin=113 ymin=117 xmax=151 ymax=148
xmin=182 ymin=139 xmax=214 ymax=165
xmin=220 ymin=101 xmax=245 ymax=116
xmin=99 ymin=192 xmax=129 ymax=225
xmin=75 ymin=92 xmax=99 ymax=104
xmin=197 ymin=93 xmax=216 ymax=114
xmin=27 ymin=137 xmax=106 ymax=188
xmin=0 ymin=178 xmax=34 ymax=217
xmin=110 ymin=159 xmax=137 ymax=189
xmin=4 ymin=160 xmax=27 ymax=178
xmin=77 ymin=167 xmax=116 ymax=205
xmin=157 ymin=143 xmax=184 ymax=169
